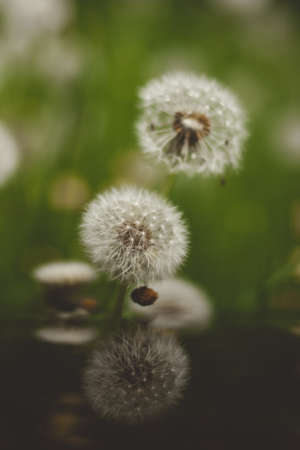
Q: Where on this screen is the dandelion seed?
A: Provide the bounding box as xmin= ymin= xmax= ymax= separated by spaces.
xmin=84 ymin=328 xmax=189 ymax=423
xmin=131 ymin=286 xmax=158 ymax=306
xmin=79 ymin=298 xmax=98 ymax=313
xmin=137 ymin=71 xmax=247 ymax=176
xmin=130 ymin=278 xmax=213 ymax=330
xmin=80 ymin=186 xmax=188 ymax=284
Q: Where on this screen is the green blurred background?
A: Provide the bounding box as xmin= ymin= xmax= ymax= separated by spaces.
xmin=0 ymin=0 xmax=299 ymax=321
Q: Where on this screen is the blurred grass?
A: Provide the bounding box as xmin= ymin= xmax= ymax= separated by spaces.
xmin=0 ymin=0 xmax=299 ymax=319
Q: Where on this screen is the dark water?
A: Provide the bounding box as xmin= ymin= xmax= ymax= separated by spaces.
xmin=1 ymin=323 xmax=300 ymax=450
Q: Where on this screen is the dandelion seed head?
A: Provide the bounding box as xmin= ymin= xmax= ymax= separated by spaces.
xmin=33 ymin=261 xmax=97 ymax=286
xmin=130 ymin=278 xmax=213 ymax=330
xmin=80 ymin=186 xmax=188 ymax=284
xmin=84 ymin=328 xmax=189 ymax=423
xmin=137 ymin=71 xmax=247 ymax=176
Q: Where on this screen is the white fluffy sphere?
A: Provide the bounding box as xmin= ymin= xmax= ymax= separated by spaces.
xmin=137 ymin=71 xmax=247 ymax=176
xmin=80 ymin=186 xmax=188 ymax=284
xmin=84 ymin=328 xmax=189 ymax=423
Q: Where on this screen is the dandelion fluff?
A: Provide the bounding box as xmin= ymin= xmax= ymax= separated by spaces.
xmin=84 ymin=328 xmax=189 ymax=423
xmin=137 ymin=71 xmax=247 ymax=176
xmin=130 ymin=278 xmax=213 ymax=330
xmin=80 ymin=186 xmax=188 ymax=284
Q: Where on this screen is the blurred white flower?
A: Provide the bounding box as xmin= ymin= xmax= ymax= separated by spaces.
xmin=114 ymin=152 xmax=165 ymax=188
xmin=49 ymin=173 xmax=90 ymax=211
xmin=272 ymin=111 xmax=300 ymax=165
xmin=0 ymin=39 xmax=28 ymax=76
xmin=84 ymin=328 xmax=189 ymax=423
xmin=0 ymin=122 xmax=20 ymax=186
xmin=35 ymin=326 xmax=97 ymax=345
xmin=20 ymin=109 xmax=74 ymax=160
xmin=130 ymin=278 xmax=213 ymax=330
xmin=80 ymin=186 xmax=188 ymax=284
xmin=241 ymin=7 xmax=295 ymax=61
xmin=212 ymin=0 xmax=271 ymax=16
xmin=137 ymin=71 xmax=247 ymax=176
xmin=33 ymin=261 xmax=97 ymax=286
xmin=0 ymin=0 xmax=72 ymax=46
xmin=36 ymin=37 xmax=83 ymax=82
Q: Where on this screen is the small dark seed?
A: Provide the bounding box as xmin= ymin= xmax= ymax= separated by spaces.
xmin=131 ymin=286 xmax=158 ymax=306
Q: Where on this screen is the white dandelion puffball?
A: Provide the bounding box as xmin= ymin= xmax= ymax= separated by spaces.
xmin=137 ymin=71 xmax=247 ymax=176
xmin=35 ymin=326 xmax=97 ymax=345
xmin=84 ymin=328 xmax=189 ymax=423
xmin=130 ymin=278 xmax=213 ymax=330
xmin=0 ymin=123 xmax=20 ymax=186
xmin=33 ymin=261 xmax=97 ymax=286
xmin=80 ymin=186 xmax=188 ymax=284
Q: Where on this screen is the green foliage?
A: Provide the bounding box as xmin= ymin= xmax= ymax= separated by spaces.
xmin=0 ymin=0 xmax=299 ymax=318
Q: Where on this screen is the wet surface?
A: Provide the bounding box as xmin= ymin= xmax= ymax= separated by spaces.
xmin=1 ymin=323 xmax=300 ymax=450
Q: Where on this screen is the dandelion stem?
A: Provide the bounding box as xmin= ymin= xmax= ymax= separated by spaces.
xmin=114 ymin=283 xmax=127 ymax=324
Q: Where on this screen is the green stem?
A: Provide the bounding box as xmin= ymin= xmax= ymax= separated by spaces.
xmin=114 ymin=284 xmax=127 ymax=325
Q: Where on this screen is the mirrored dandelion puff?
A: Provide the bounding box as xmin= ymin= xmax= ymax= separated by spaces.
xmin=84 ymin=328 xmax=189 ymax=423
xmin=80 ymin=186 xmax=188 ymax=284
xmin=136 ymin=71 xmax=247 ymax=176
